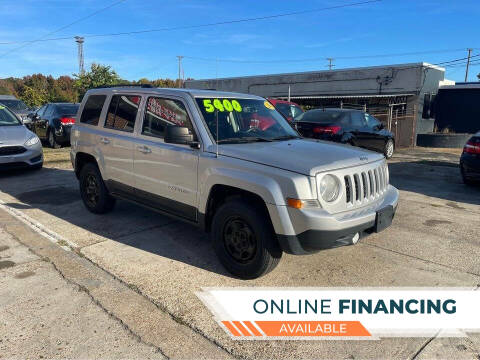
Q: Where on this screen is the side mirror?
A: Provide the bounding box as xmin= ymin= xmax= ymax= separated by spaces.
xmin=164 ymin=126 xmax=195 ymax=146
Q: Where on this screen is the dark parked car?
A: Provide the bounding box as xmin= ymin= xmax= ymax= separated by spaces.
xmin=295 ymin=108 xmax=395 ymax=159
xmin=0 ymin=95 xmax=32 ymax=124
xmin=29 ymin=103 xmax=79 ymax=148
xmin=460 ymin=131 xmax=480 ymax=185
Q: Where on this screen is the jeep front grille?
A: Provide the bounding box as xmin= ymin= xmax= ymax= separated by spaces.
xmin=343 ymin=163 xmax=389 ymax=206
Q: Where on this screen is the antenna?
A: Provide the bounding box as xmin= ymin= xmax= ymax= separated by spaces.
xmin=75 ymin=36 xmax=85 ymax=75
xmin=216 ymin=109 xmax=219 ymax=158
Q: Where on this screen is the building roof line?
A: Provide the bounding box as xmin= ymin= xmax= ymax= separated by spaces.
xmin=186 ymin=63 xmax=445 ymax=83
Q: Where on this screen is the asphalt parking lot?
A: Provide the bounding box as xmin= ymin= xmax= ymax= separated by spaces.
xmin=1 ymin=146 xmax=480 ymax=359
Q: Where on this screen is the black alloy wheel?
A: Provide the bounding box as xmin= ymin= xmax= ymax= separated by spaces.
xmin=223 ymin=217 xmax=257 ymax=263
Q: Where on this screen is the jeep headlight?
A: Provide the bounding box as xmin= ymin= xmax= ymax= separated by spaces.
xmin=24 ymin=135 xmax=40 ymax=147
xmin=319 ymin=174 xmax=341 ymax=202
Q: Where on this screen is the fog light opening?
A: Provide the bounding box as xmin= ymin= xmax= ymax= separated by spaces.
xmin=351 ymin=233 xmax=360 ymax=244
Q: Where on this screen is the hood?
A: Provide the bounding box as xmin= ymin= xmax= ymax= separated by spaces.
xmin=0 ymin=125 xmax=30 ymax=146
xmin=208 ymin=139 xmax=384 ymax=176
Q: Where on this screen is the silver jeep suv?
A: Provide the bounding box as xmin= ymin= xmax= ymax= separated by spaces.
xmin=70 ymin=86 xmax=398 ymax=279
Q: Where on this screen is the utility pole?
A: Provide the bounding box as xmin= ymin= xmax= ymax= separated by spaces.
xmin=74 ymin=36 xmax=85 ymax=75
xmin=326 ymin=58 xmax=335 ymax=70
xmin=465 ymin=48 xmax=473 ymax=82
xmin=176 ymin=55 xmax=184 ymax=88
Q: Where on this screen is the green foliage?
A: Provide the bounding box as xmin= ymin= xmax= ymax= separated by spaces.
xmin=0 ymin=63 xmax=183 ymax=107
xmin=74 ymin=63 xmax=122 ymax=98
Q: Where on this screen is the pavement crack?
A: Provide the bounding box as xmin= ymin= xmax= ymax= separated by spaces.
xmin=111 ymin=221 xmax=177 ymax=241
xmin=48 ymin=259 xmax=171 ymax=359
xmin=75 ymin=250 xmax=243 ymax=359
xmin=408 ymin=330 xmax=440 ymax=360
xmin=360 ymin=242 xmax=480 ymax=278
xmin=2 ymin=224 xmax=170 ymax=359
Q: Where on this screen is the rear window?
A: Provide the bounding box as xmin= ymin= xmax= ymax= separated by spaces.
xmin=104 ymin=95 xmax=140 ymax=133
xmin=80 ymin=95 xmax=106 ymax=126
xmin=298 ymin=110 xmax=347 ymax=123
xmin=56 ymin=104 xmax=79 ymax=115
xmin=275 ymin=103 xmax=304 ymax=119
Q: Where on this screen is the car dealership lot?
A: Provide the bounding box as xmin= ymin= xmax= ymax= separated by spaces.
xmin=1 ymin=147 xmax=480 ymax=359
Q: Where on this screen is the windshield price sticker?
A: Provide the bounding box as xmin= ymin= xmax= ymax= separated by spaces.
xmin=264 ymin=101 xmax=275 ymax=110
xmin=203 ymin=99 xmax=242 ymax=113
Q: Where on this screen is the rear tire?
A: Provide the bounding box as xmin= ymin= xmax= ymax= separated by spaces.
xmin=79 ymin=163 xmax=116 ymax=214
xmin=461 ymin=164 xmax=476 ymax=186
xmin=48 ymin=129 xmax=61 ymax=149
xmin=211 ymin=199 xmax=282 ymax=279
xmin=384 ymin=139 xmax=394 ymax=159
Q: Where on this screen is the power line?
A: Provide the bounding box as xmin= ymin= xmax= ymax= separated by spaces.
xmin=0 ymin=0 xmax=380 ymax=46
xmin=183 ymin=53 xmax=480 ymax=67
xmin=0 ymin=0 xmax=127 ymax=58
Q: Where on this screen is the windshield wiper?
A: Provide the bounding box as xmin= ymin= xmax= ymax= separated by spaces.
xmin=217 ymin=136 xmax=273 ymax=144
xmin=271 ymin=135 xmax=301 ymax=141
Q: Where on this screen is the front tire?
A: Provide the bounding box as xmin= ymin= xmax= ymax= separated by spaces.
xmin=48 ymin=129 xmax=61 ymax=149
xmin=79 ymin=163 xmax=116 ymax=214
xmin=384 ymin=139 xmax=394 ymax=159
xmin=211 ymin=199 xmax=282 ymax=279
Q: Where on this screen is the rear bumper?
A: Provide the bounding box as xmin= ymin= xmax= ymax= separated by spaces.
xmin=54 ymin=125 xmax=72 ymax=144
xmin=461 ymin=153 xmax=480 ymax=179
xmin=272 ymin=185 xmax=399 ymax=255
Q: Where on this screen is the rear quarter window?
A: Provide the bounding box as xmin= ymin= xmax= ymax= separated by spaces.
xmin=80 ymin=95 xmax=107 ymax=126
xmin=104 ymin=95 xmax=140 ymax=133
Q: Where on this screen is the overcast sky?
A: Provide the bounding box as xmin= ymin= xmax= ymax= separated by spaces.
xmin=0 ymin=0 xmax=479 ymax=81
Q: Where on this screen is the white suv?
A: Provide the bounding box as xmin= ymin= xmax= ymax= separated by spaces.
xmin=71 ymin=86 xmax=398 ymax=279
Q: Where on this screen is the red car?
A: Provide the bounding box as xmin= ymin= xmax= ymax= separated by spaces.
xmin=268 ymin=99 xmax=304 ymax=122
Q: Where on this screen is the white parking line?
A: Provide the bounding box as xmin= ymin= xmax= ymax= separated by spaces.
xmin=0 ymin=199 xmax=78 ymax=251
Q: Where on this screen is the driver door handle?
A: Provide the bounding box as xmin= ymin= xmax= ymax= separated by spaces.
xmin=137 ymin=145 xmax=151 ymax=154
xmin=100 ymin=137 xmax=110 ymax=145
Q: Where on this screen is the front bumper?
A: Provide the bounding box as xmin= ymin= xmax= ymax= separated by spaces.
xmin=271 ymin=185 xmax=399 ymax=255
xmin=0 ymin=144 xmax=43 ymax=171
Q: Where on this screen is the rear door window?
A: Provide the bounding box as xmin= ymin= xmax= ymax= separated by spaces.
xmin=350 ymin=112 xmax=367 ymax=128
xmin=142 ymin=97 xmax=194 ymax=139
xmin=365 ymin=114 xmax=381 ymax=129
xmin=104 ymin=95 xmax=140 ymax=133
xmin=44 ymin=105 xmax=54 ymax=118
xmin=80 ymin=95 xmax=106 ymax=126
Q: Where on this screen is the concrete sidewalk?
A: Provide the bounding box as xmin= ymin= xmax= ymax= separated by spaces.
xmin=0 ymin=211 xmax=230 ymax=359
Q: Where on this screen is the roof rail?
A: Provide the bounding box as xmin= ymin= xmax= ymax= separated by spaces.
xmin=93 ymin=84 xmax=154 ymax=89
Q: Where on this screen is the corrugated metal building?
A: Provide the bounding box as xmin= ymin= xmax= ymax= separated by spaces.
xmin=185 ymin=63 xmax=446 ymax=147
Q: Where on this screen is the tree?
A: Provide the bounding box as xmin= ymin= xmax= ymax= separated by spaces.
xmin=21 ymin=85 xmax=48 ymax=107
xmin=74 ymin=63 xmax=122 ymax=99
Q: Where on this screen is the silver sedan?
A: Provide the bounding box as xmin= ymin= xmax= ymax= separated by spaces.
xmin=0 ymin=104 xmax=43 ymax=171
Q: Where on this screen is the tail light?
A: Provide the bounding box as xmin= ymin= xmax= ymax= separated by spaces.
xmin=313 ymin=126 xmax=341 ymax=135
xmin=463 ymin=138 xmax=480 ymax=154
xmin=60 ymin=117 xmax=75 ymax=125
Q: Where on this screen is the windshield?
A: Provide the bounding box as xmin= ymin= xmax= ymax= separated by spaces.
xmin=0 ymin=105 xmax=22 ymax=126
xmin=275 ymin=103 xmax=304 ymax=120
xmin=56 ymin=104 xmax=79 ymax=115
xmin=0 ymin=99 xmax=29 ymax=112
xmin=196 ymin=97 xmax=299 ymax=143
xmin=296 ymin=110 xmax=347 ymax=123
